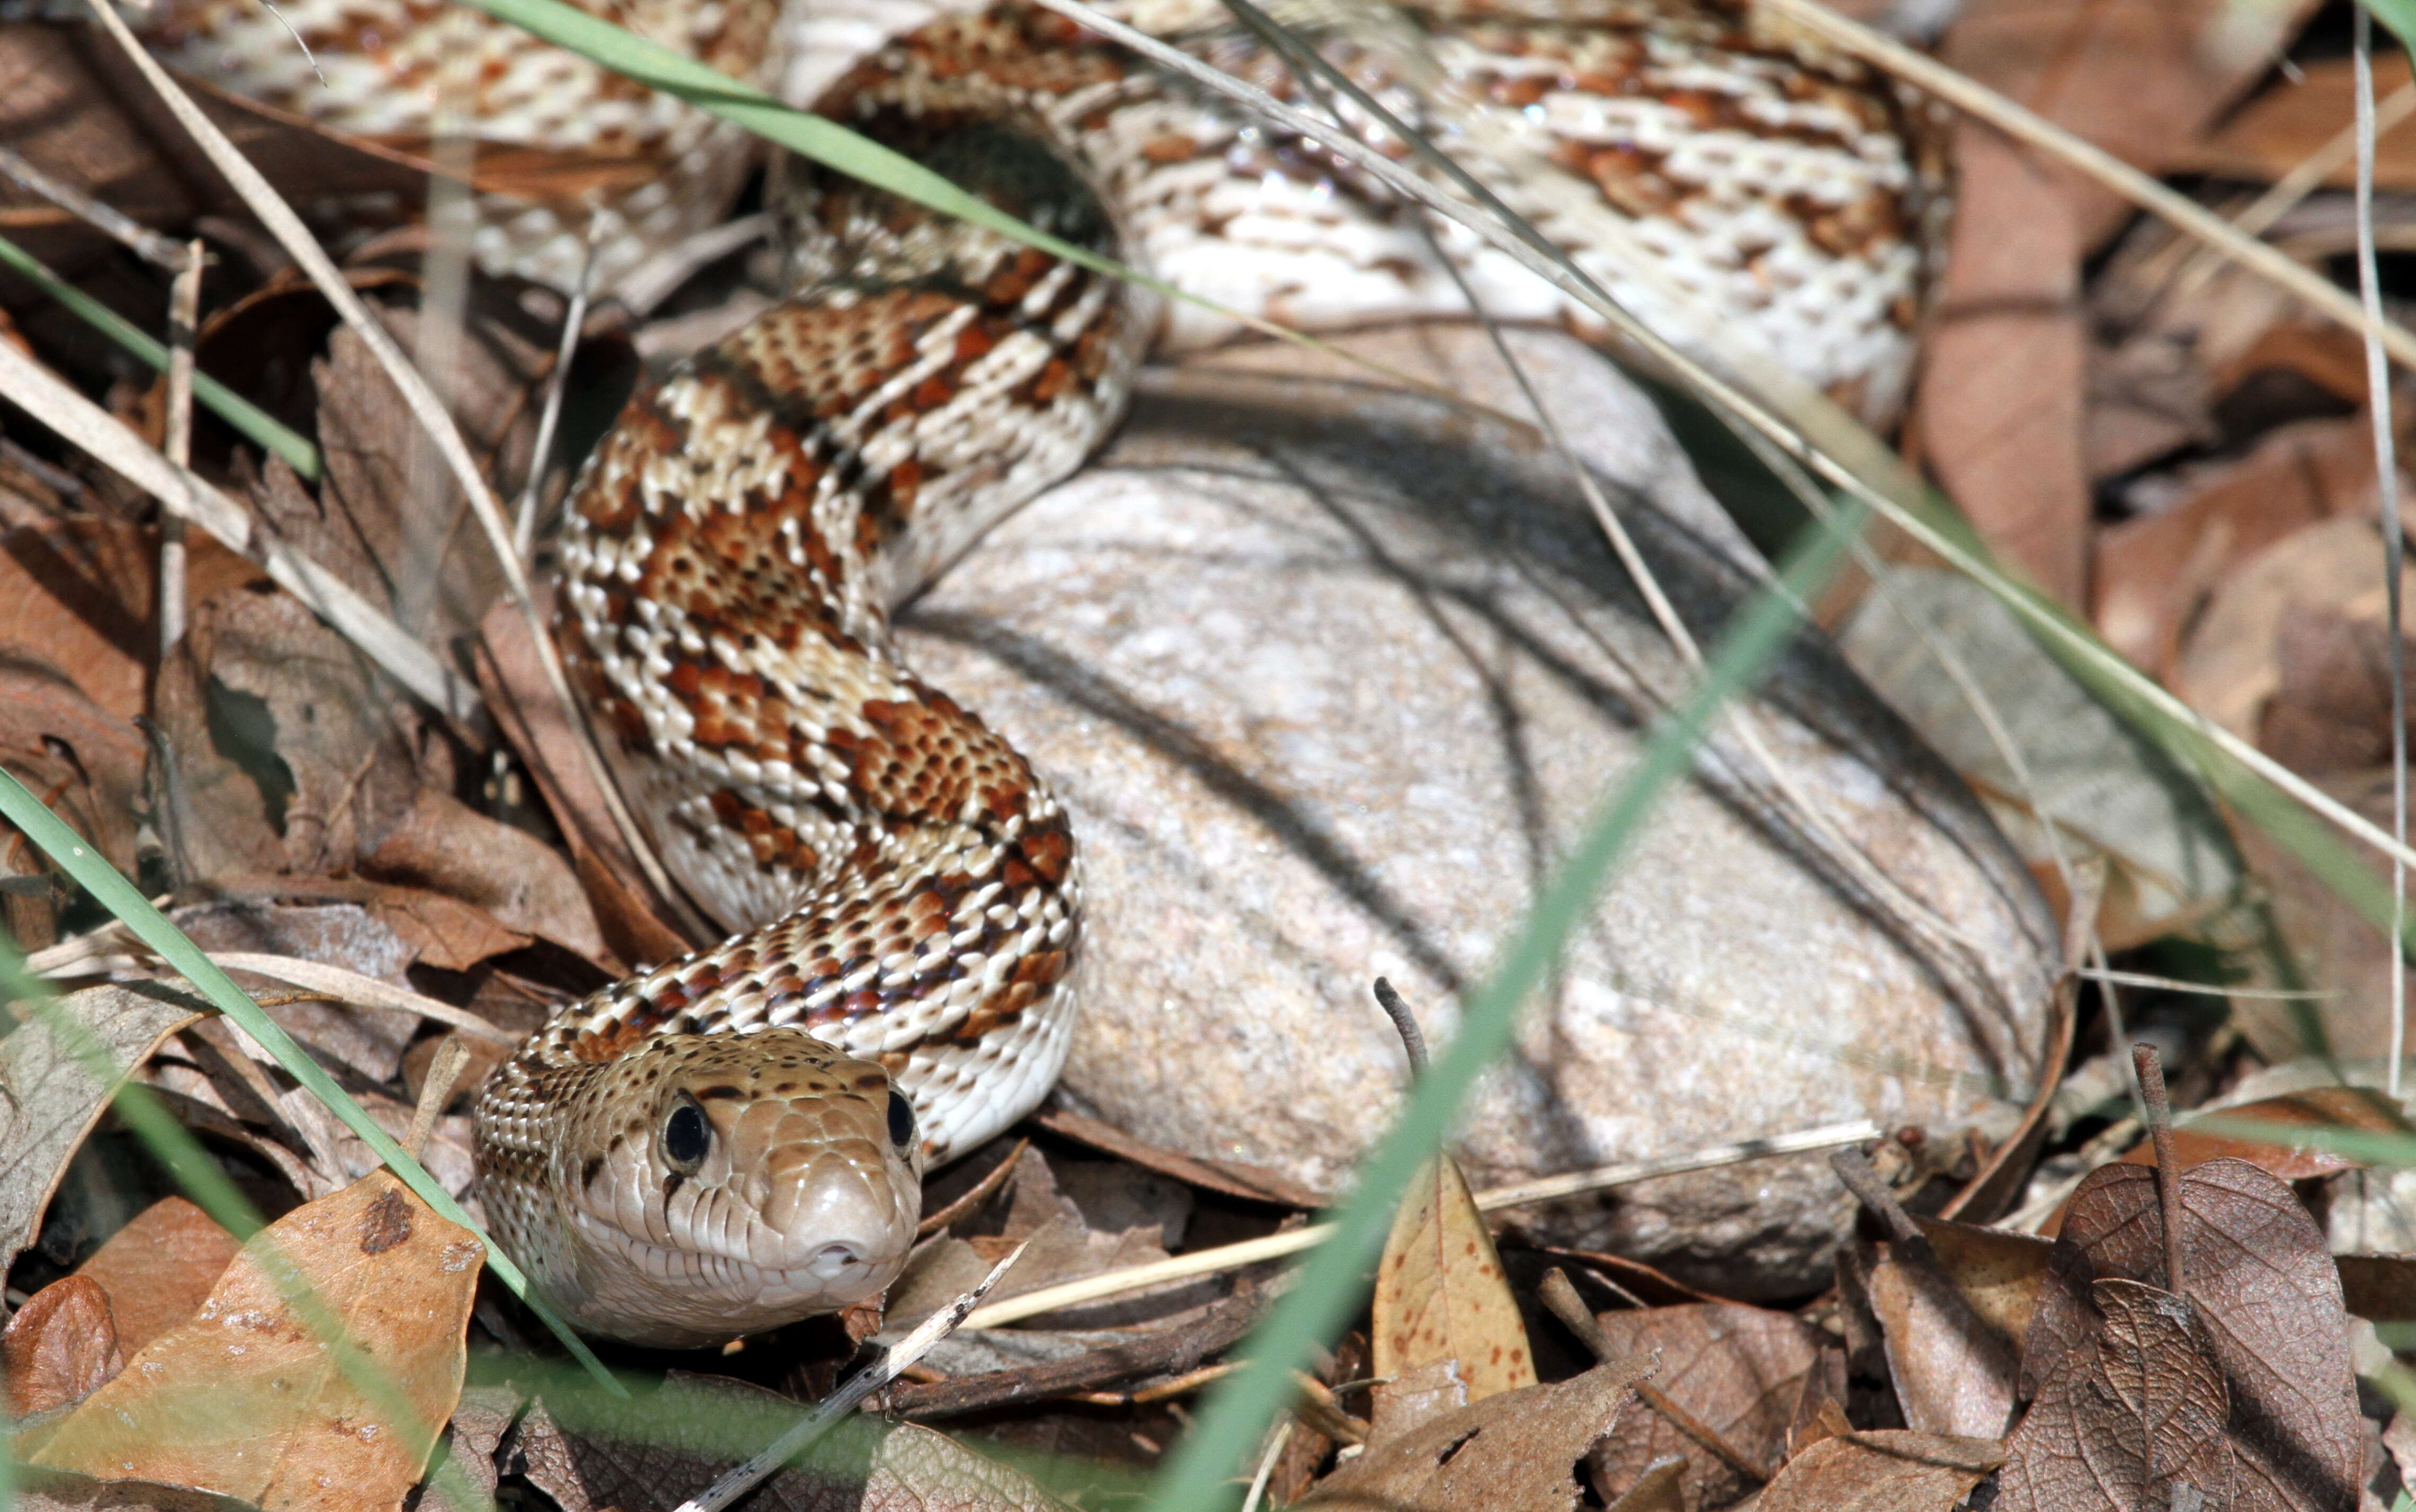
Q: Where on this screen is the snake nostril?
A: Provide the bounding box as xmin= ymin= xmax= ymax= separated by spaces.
xmin=808 ymin=1242 xmax=863 ymax=1279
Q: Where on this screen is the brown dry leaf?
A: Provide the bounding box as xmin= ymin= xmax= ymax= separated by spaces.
xmin=361 ymin=787 xmax=605 ymax=964
xmin=1913 ymin=0 xmax=2316 ymax=609
xmin=0 ymin=985 xmax=206 ymax=1274
xmin=2337 ymin=1253 xmax=2416 ymax=1322
xmin=2019 ymin=1158 xmax=2361 ymax=1510
xmin=1586 ymin=1303 xmax=1825 ymax=1510
xmin=2111 ymin=1088 xmax=2408 ymax=1182
xmin=0 ymin=652 xmax=149 ymax=885
xmin=2185 ymin=55 xmax=2416 ymax=191
xmin=6 ymin=1469 xmax=261 ymax=1512
xmin=1913 ymin=129 xmax=2089 ymax=609
xmin=1365 ymin=1357 xmax=1470 ymax=1452
xmin=1913 ymin=1216 xmax=2051 ymax=1350
xmin=1604 ymin=1460 xmax=1686 ymax=1512
xmin=30 ymin=1170 xmax=480 ymax=1512
xmin=150 ymin=584 xmax=430 ymax=883
xmin=1299 ymin=1355 xmax=1651 ymax=1511
xmin=4 ymin=1275 xmax=125 ymax=1419
xmin=1861 ymin=1238 xmax=2019 ymax=1438
xmin=74 ymin=1196 xmax=243 ymax=1355
xmin=1754 ymin=1430 xmax=2003 ymax=1512
xmin=418 ymin=1384 xmax=519 ymax=1512
xmin=1998 ymin=1278 xmax=2236 ymax=1510
xmin=518 ymin=1373 xmax=1077 ymax=1511
xmin=473 ymin=596 xmax=701 ymax=969
xmin=1371 ymin=1151 xmax=1534 ymax=1399
xmin=2093 ymin=417 xmax=2376 ymax=683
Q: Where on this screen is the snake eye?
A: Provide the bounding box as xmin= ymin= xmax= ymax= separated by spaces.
xmin=663 ymin=1101 xmax=711 ymax=1171
xmin=886 ymin=1090 xmax=916 ymax=1149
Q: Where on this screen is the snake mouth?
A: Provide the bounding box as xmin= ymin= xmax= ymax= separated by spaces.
xmin=566 ymin=1204 xmax=905 ymax=1322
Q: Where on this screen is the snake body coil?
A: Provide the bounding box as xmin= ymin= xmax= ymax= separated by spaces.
xmin=138 ymin=0 xmax=1942 ymax=1344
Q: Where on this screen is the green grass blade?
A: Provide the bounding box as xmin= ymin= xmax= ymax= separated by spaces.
xmin=0 ymin=769 xmax=621 ymax=1393
xmin=0 ymin=231 xmax=321 ymax=481
xmin=1146 ymin=497 xmax=1871 ymax=1511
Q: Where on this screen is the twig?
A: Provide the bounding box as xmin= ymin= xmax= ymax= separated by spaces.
xmin=2357 ymin=8 xmax=2412 ymax=1105
xmin=0 ymin=336 xmax=476 ymax=722
xmin=514 ymin=236 xmax=596 ymax=561
xmin=0 ymin=143 xmax=192 ymax=271
xmin=2132 ymin=1044 xmax=2187 ymax=1297
xmin=671 ymin=1242 xmax=1028 ymax=1512
xmin=2076 ymin=967 xmax=2333 ymax=1001
xmin=916 ymin=1137 xmax=1028 ymax=1237
xmin=1371 ymin=977 xmax=1428 ymax=1074
xmin=882 ymin=1287 xmax=1261 ymax=1419
xmin=955 ymin=1119 xmax=1878 ymax=1329
xmin=404 ymin=1038 xmax=473 ymax=1159
xmin=196 ymin=953 xmax=518 ymax=1044
xmin=2164 ymin=81 xmax=2416 ymax=309
xmin=160 ymin=236 xmax=202 ymax=657
xmin=1537 ymin=1268 xmax=1769 ymax=1484
xmin=1828 ymin=1146 xmax=1922 ymax=1247
xmin=1240 ymin=1419 xmax=1294 ymax=1512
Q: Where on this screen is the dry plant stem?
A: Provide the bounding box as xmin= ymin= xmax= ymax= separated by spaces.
xmin=2165 ymin=81 xmax=2416 ymax=309
xmin=1830 ymin=1146 xmax=1922 ymax=1244
xmin=197 ymin=952 xmax=517 ymax=1044
xmin=0 ymin=337 xmax=477 ymax=723
xmin=915 ymin=1136 xmax=1029 ymax=1236
xmin=1536 ymin=1267 xmax=1614 ymax=1357
xmin=2079 ymin=967 xmax=2331 ymax=1001
xmin=2132 ymin=1043 xmax=2187 ymax=1296
xmin=1240 ymin=1418 xmax=1294 ymax=1512
xmin=671 ymin=1241 xmax=1030 ymax=1512
xmin=1756 ymin=0 xmax=2416 ymax=370
xmin=0 ymin=143 xmax=191 ymax=270
xmin=1371 ymin=977 xmax=1429 ymax=1074
xmin=1537 ymin=1267 xmax=1770 ymax=1484
xmin=515 ymin=237 xmax=595 ymax=561
xmin=957 ymin=1119 xmax=1878 ymax=1329
xmin=2357 ymin=9 xmax=2412 ymax=1104
xmin=404 ymin=1037 xmax=473 ymax=1158
xmin=74 ymin=0 xmax=695 ymax=922
xmin=160 ymin=236 xmax=202 ymax=655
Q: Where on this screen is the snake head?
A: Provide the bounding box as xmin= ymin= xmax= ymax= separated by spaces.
xmin=530 ymin=1027 xmax=924 ymax=1348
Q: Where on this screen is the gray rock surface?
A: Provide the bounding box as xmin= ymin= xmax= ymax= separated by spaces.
xmin=898 ymin=325 xmax=2058 ymax=1295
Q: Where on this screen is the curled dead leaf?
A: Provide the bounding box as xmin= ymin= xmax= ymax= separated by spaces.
xmin=30 ymin=1170 xmax=479 ymax=1512
xmin=1300 ymin=1356 xmax=1652 ymax=1512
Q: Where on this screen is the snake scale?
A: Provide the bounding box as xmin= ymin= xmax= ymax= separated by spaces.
xmin=136 ymin=0 xmax=1943 ymax=1345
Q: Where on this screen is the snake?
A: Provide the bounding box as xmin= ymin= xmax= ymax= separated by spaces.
xmin=133 ymin=0 xmax=1942 ymax=1346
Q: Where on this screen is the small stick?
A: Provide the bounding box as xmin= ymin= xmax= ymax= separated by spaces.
xmin=915 ymin=1136 xmax=1028 ymax=1238
xmin=0 ymin=144 xmax=191 ymax=271
xmin=160 ymin=236 xmax=203 ymax=657
xmin=671 ymin=1241 xmax=1029 ymax=1512
xmin=1538 ymin=1268 xmax=1769 ymax=1484
xmin=404 ymin=1038 xmax=473 ymax=1160
xmin=513 ymin=233 xmax=595 ymax=561
xmin=1829 ymin=1146 xmax=1923 ymax=1247
xmin=2133 ymin=1044 xmax=2188 ymax=1297
xmin=1240 ymin=1418 xmax=1295 ymax=1512
xmin=1372 ymin=977 xmax=1428 ymax=1074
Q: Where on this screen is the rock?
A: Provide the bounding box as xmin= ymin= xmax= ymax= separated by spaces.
xmin=897 ymin=325 xmax=2059 ymax=1296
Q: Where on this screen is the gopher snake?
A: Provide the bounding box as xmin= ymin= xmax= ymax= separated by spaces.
xmin=138 ymin=0 xmax=1940 ymax=1345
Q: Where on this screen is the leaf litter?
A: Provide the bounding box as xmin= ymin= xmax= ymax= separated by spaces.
xmin=12 ymin=0 xmax=2416 ymax=1506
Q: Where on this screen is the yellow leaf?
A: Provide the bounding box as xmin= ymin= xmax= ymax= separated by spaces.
xmin=1372 ymin=1152 xmax=1535 ymax=1398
